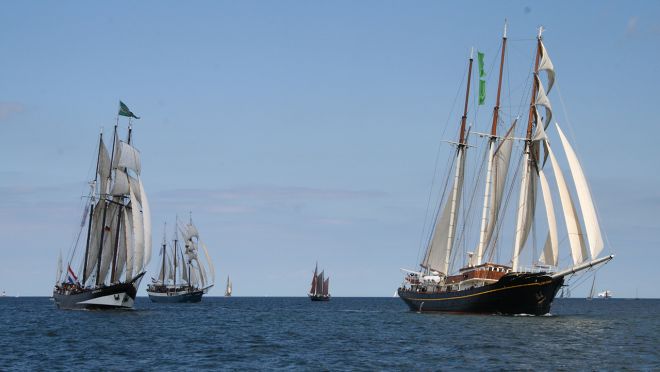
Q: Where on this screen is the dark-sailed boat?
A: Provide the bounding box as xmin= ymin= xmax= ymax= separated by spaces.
xmin=308 ymin=263 xmax=330 ymax=301
xmin=53 ymin=102 xmax=152 ymax=310
xmin=146 ymin=215 xmax=215 ymax=303
xmin=398 ymin=24 xmax=613 ymax=315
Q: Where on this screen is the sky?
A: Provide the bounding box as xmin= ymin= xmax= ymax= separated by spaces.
xmin=1 ymin=1 xmax=659 ymax=297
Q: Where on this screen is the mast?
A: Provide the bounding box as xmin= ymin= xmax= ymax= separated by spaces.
xmin=95 ymin=125 xmax=118 ymax=286
xmin=442 ymin=49 xmax=473 ymax=275
xmin=511 ymin=27 xmax=543 ymax=272
xmin=82 ymin=130 xmax=104 ymax=285
xmin=173 ymin=222 xmax=178 ymax=289
xmin=160 ymin=222 xmax=167 ymax=284
xmin=476 ymin=21 xmax=507 ymax=265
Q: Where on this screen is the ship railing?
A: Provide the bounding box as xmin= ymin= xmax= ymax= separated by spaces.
xmin=518 ymin=265 xmax=556 ymax=274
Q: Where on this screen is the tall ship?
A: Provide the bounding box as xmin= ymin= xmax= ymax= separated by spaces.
xmin=53 ymin=102 xmax=151 ymax=310
xmin=147 ymin=215 xmax=215 ymax=303
xmin=225 ymin=276 xmax=232 ymax=297
xmin=308 ymin=263 xmax=330 ymax=301
xmin=397 ymin=24 xmax=613 ymax=315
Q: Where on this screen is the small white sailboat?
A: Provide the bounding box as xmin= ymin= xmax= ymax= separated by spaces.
xmin=225 ymin=276 xmax=232 ymax=297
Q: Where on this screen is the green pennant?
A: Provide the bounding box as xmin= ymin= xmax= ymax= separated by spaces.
xmin=479 ymin=79 xmax=486 ymax=105
xmin=478 ymin=51 xmax=486 ymax=78
xmin=118 ymin=101 xmax=140 ymax=119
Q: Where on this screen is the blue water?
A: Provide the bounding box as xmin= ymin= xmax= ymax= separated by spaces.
xmin=1 ymin=297 xmax=658 ymax=370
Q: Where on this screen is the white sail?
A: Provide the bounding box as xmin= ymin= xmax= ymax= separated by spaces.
xmin=84 ymin=201 xmax=104 ymax=284
xmin=538 ymin=170 xmax=558 ymax=266
xmin=201 ymin=241 xmax=215 ymax=284
xmin=98 ymin=139 xmax=111 ymax=195
xmin=512 ymin=152 xmax=538 ymax=271
xmin=114 ymin=215 xmax=127 ymax=281
xmin=556 ymin=124 xmax=604 ymax=259
xmin=110 ymin=169 xmax=130 ymax=196
xmin=535 ymin=76 xmax=553 ymax=130
xmin=139 ymin=178 xmax=152 ymax=266
xmin=98 ymin=203 xmax=119 ymax=284
xmin=422 ymin=148 xmax=466 ymax=275
xmin=477 ymin=124 xmax=515 ymax=264
xmin=548 ymin=144 xmax=588 ymax=265
xmin=56 ymin=251 xmax=62 ymax=284
xmin=130 ymin=185 xmax=145 ymax=274
xmin=114 ymin=141 xmax=142 ymax=175
xmin=123 ymin=208 xmax=134 ymax=281
xmin=539 ymin=41 xmax=555 ymax=94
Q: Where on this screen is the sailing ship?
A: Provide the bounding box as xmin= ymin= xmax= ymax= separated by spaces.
xmin=397 ymin=24 xmax=613 ymax=315
xmin=225 ymin=276 xmax=232 ymax=297
xmin=146 ymin=215 xmax=215 ymax=303
xmin=53 ymin=102 xmax=151 ymax=310
xmin=308 ymin=263 xmax=330 ymax=301
xmin=597 ymin=290 xmax=612 ymax=299
xmin=587 ymin=276 xmax=597 ymax=300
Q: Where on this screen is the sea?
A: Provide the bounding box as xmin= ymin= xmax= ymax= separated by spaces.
xmin=0 ymin=297 xmax=658 ymax=371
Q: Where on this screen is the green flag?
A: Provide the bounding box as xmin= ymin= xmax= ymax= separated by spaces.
xmin=479 ymin=79 xmax=486 ymax=105
xmin=478 ymin=51 xmax=486 ymax=78
xmin=118 ymin=101 xmax=140 ymax=119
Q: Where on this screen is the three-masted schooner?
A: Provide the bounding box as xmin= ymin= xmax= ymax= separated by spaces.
xmin=146 ymin=215 xmax=215 ymax=303
xmin=397 ymin=24 xmax=613 ymax=315
xmin=53 ymin=102 xmax=151 ymax=310
xmin=308 ymin=263 xmax=330 ymax=301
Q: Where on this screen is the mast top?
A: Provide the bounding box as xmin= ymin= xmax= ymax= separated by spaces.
xmin=470 ymin=46 xmax=474 ymax=60
xmin=538 ymin=26 xmax=544 ymax=39
xmin=503 ymin=19 xmax=508 ymax=38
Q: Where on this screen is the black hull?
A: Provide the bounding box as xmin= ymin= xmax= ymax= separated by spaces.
xmin=309 ymin=294 xmax=330 ymax=301
xmin=147 ymin=290 xmax=204 ymax=303
xmin=52 ymin=273 xmax=144 ymax=310
xmin=398 ymin=273 xmax=564 ymax=315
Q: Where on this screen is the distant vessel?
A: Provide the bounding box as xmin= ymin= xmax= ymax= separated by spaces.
xmin=225 ymin=276 xmax=232 ymax=297
xmin=53 ymin=102 xmax=151 ymax=310
xmin=1 ymin=290 xmax=5 ymax=297
xmin=587 ymin=276 xmax=596 ymax=300
xmin=308 ymin=263 xmax=330 ymax=301
xmin=397 ymin=24 xmax=613 ymax=315
xmin=147 ymin=215 xmax=215 ymax=303
xmin=597 ymin=290 xmax=612 ymax=299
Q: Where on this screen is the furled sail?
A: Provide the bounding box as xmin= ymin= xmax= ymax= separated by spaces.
xmin=556 ymin=124 xmax=604 ymax=260
xmin=422 ymin=148 xmax=466 ymax=275
xmin=534 ymin=75 xmax=553 ymax=130
xmin=548 ymin=144 xmax=588 ymax=265
xmin=539 ymin=41 xmax=555 ymax=94
xmin=538 ymin=170 xmax=558 ymax=266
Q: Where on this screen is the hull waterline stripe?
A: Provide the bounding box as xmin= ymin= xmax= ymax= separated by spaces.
xmin=403 ymin=279 xmax=554 ymax=301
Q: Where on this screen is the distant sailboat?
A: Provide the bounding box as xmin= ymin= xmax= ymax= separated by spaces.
xmin=53 ymin=102 xmax=150 ymax=310
xmin=147 ymin=215 xmax=215 ymax=303
xmin=225 ymin=276 xmax=232 ymax=297
xmin=597 ymin=290 xmax=612 ymax=299
xmin=587 ymin=276 xmax=596 ymax=300
xmin=308 ymin=263 xmax=330 ymax=301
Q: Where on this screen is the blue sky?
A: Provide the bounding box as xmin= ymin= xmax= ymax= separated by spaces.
xmin=1 ymin=1 xmax=658 ymax=297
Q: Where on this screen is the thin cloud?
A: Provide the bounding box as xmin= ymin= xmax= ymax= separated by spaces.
xmin=0 ymin=102 xmax=25 ymax=121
